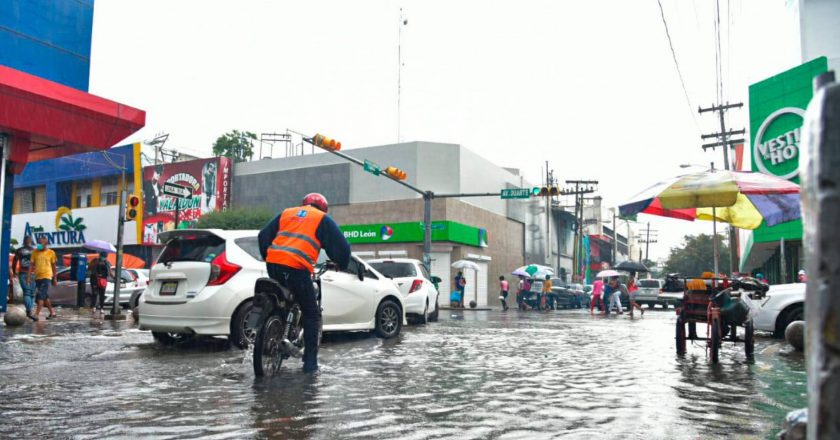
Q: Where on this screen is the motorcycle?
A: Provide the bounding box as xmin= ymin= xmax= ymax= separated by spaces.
xmin=249 ymin=263 xmax=327 ymax=377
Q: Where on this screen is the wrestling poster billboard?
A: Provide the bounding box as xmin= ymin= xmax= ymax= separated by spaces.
xmin=141 ymin=157 xmax=232 ymax=244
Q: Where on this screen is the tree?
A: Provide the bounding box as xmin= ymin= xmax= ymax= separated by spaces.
xmin=212 ymin=130 xmax=256 ymax=163
xmin=662 ymin=233 xmax=730 ymax=276
xmin=195 ymin=208 xmax=275 ymax=230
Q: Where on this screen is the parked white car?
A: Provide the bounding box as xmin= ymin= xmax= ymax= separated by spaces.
xmin=139 ymin=229 xmax=406 ymax=347
xmin=754 ymin=283 xmax=805 ymax=337
xmin=368 ymin=258 xmax=439 ymax=323
xmin=634 ymin=279 xmax=665 ymax=308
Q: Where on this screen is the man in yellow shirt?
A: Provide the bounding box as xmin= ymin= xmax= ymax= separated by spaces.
xmin=28 ymin=236 xmax=58 ymax=321
xmin=541 ymin=275 xmax=553 ymax=311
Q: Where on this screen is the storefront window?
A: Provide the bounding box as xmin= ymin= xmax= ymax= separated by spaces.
xmin=100 ymin=176 xmax=119 ymax=206
xmin=74 ymin=181 xmax=93 ymax=208
xmin=13 ymin=186 xmax=46 ymax=214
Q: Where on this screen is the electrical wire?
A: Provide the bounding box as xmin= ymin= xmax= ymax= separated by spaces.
xmin=656 ymin=0 xmax=701 ymax=133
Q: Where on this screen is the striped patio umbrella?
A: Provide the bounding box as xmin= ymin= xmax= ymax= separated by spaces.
xmin=618 ymin=170 xmax=800 ymax=230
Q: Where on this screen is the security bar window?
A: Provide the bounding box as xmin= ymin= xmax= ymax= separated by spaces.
xmin=74 ymin=180 xmax=93 ymax=208
xmin=13 ymin=186 xmax=46 ymax=214
xmin=100 ymin=176 xmax=119 ymax=206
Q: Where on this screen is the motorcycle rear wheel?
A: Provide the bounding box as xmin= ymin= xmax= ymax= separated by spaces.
xmin=253 ymin=313 xmax=286 ymax=377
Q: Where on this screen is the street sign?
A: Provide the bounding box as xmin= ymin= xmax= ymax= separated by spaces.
xmin=163 ymin=182 xmax=191 ymax=199
xmin=501 ymin=188 xmax=531 ymax=199
xmin=363 ymin=159 xmax=381 ymax=176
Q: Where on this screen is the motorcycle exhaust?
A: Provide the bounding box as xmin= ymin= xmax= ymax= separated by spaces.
xmin=281 ymin=339 xmax=303 ymax=358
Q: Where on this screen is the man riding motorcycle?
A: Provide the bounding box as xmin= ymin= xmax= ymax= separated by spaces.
xmin=258 ymin=193 xmax=351 ymax=374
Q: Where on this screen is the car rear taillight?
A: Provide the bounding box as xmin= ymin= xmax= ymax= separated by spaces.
xmin=208 ymin=251 xmax=241 ymax=286
xmin=408 ymin=279 xmax=423 ymax=293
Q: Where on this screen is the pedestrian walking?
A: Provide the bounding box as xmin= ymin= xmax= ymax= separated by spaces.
xmin=89 ymin=252 xmax=111 ymax=315
xmin=603 ymin=276 xmax=628 ymax=316
xmin=541 ymin=275 xmax=553 ymax=311
xmin=454 ymin=271 xmax=466 ymax=308
xmin=590 ymin=278 xmax=604 ymax=314
xmin=499 ymin=276 xmax=510 ymax=311
xmin=29 ymin=236 xmax=57 ymax=321
xmin=516 ymin=276 xmax=529 ymax=310
xmin=12 ymin=236 xmax=35 ymax=317
xmin=627 ymin=271 xmax=644 ymax=317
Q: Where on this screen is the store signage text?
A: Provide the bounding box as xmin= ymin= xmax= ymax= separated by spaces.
xmin=753 ymin=107 xmax=805 ymax=181
xmin=23 ymin=222 xmax=86 ymax=246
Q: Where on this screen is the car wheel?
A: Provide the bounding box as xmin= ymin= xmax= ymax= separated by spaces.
xmin=428 ymin=296 xmax=439 ymax=322
xmin=152 ymin=332 xmax=194 ymax=346
xmin=649 ymin=303 xmax=657 ymax=309
xmin=230 ymin=301 xmax=257 ymax=349
xmin=419 ymin=300 xmax=429 ymax=325
xmin=775 ymin=304 xmax=804 ymax=338
xmin=374 ymin=300 xmax=402 ymax=339
xmin=661 ymin=303 xmax=668 ymax=310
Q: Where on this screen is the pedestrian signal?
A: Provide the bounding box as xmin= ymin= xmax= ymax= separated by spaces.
xmin=384 ymin=166 xmax=407 ymax=180
xmin=125 ymin=194 xmax=140 ymax=221
xmin=313 ymin=133 xmax=341 ymax=151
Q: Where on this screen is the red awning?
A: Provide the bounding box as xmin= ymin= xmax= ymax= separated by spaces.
xmin=0 ymin=65 xmax=145 ymax=164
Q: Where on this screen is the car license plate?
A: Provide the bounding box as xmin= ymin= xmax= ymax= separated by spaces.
xmin=160 ymin=281 xmax=178 ymax=296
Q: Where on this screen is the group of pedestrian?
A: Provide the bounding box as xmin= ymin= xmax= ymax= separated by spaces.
xmin=11 ymin=235 xmax=58 ymax=321
xmin=591 ymin=271 xmax=644 ymax=317
xmin=508 ymin=274 xmax=558 ymax=311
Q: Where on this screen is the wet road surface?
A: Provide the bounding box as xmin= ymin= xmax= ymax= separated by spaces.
xmin=0 ymin=307 xmax=805 ymax=439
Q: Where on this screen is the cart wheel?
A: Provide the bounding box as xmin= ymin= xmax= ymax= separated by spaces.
xmin=676 ymin=318 xmax=687 ymax=355
xmin=744 ymin=320 xmax=755 ymax=359
xmin=710 ymin=317 xmax=721 ymax=364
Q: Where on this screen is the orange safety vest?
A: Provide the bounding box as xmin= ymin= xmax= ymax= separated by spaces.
xmin=265 ymin=205 xmax=325 ymax=272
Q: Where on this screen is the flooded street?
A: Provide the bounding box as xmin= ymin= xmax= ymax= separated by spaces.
xmin=0 ymin=308 xmax=805 ymax=439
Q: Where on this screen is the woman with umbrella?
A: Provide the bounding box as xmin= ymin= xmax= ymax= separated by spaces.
xmin=84 ymin=240 xmax=116 ymax=315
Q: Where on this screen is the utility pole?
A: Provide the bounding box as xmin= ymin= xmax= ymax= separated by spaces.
xmin=637 ymin=222 xmax=658 ymax=262
xmin=563 ymin=180 xmax=598 ymax=283
xmin=545 ymin=162 xmax=552 ymax=269
xmin=612 ymin=209 xmax=618 ymax=267
xmin=700 ymin=102 xmax=744 ymax=276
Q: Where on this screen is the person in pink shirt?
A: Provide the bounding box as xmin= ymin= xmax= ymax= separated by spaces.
xmin=499 ymin=276 xmax=510 ymax=311
xmin=591 ymin=279 xmax=604 ymax=314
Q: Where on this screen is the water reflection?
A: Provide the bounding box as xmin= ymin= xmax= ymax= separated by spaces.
xmin=0 ymin=309 xmax=806 ymax=439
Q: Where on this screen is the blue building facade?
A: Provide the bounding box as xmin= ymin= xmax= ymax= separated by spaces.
xmin=0 ymin=0 xmax=94 ymax=91
xmin=1 ymin=0 xmax=96 ymax=312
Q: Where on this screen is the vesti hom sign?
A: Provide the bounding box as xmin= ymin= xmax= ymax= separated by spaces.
xmin=753 ymin=107 xmax=805 ymax=181
xmin=749 ymin=57 xmax=827 ymax=183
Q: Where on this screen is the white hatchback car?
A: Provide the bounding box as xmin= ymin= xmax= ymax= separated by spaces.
xmin=367 ymin=258 xmax=439 ymax=324
xmin=139 ymin=229 xmax=406 ymax=347
xmin=754 ymin=283 xmax=805 ymax=337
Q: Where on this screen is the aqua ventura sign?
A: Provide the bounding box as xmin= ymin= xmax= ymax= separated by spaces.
xmin=23 ymin=222 xmax=87 ymax=246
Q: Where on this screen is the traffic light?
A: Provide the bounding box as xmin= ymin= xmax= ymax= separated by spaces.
xmin=125 ymin=194 xmax=140 ymax=221
xmin=384 ymin=166 xmax=407 ymax=180
xmin=312 ymin=133 xmax=342 ymax=152
xmin=530 ymin=186 xmax=560 ymax=197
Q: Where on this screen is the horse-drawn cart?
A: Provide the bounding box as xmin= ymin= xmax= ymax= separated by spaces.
xmin=674 ymin=275 xmax=760 ymax=363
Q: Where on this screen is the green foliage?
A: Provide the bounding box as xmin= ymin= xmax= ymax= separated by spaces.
xmin=59 ymin=215 xmax=86 ymax=231
xmin=195 ymin=208 xmax=275 ymax=230
xmin=212 ymin=130 xmax=257 ymax=163
xmin=662 ymin=233 xmax=730 ymax=276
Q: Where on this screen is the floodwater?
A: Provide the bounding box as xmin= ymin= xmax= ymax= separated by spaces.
xmin=0 ymin=308 xmax=805 ymax=439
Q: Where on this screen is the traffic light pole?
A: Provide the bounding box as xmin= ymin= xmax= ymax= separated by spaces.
xmin=106 ymin=188 xmax=126 ymax=320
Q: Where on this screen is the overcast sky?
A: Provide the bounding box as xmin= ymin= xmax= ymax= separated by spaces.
xmin=89 ymin=0 xmax=802 ymax=260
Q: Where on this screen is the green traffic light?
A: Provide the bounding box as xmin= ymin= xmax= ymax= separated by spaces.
xmin=531 ymin=187 xmax=540 ymax=196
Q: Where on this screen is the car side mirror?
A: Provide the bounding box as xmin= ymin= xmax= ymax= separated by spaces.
xmin=357 ymin=263 xmax=365 ymax=282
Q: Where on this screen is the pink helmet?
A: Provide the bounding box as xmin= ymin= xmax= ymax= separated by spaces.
xmin=302 ymin=193 xmax=328 ymax=213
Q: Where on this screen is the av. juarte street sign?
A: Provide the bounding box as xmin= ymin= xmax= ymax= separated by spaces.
xmin=753 ymin=107 xmax=805 ymax=181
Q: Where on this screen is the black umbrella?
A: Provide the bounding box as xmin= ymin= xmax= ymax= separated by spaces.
xmin=615 ymin=261 xmax=650 ymax=273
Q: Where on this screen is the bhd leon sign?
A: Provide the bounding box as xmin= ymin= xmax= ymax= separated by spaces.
xmin=749 ymin=57 xmax=827 ymax=182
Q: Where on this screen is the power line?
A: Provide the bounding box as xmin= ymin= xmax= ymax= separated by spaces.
xmin=656 ymin=0 xmax=701 ymax=133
